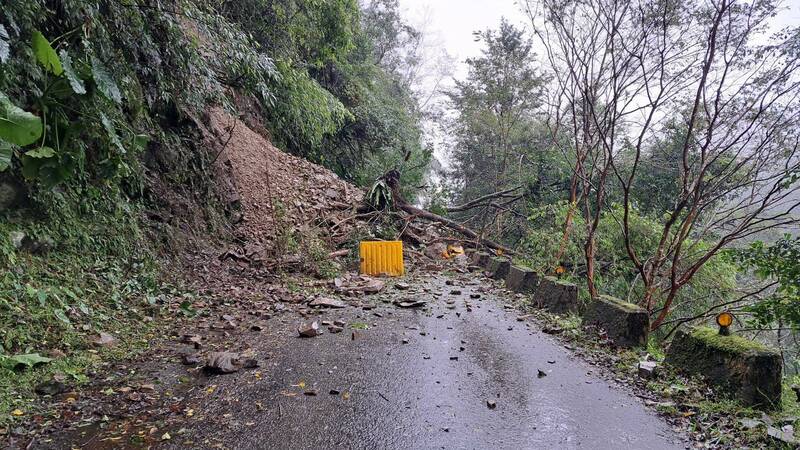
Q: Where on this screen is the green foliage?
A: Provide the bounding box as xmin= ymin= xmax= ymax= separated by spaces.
xmin=31 ymin=31 xmax=62 ymax=76
xmin=446 ymin=20 xmax=559 ymax=241
xmin=368 ymin=179 xmax=392 ymax=210
xmin=0 ymin=92 xmax=42 ymax=147
xmin=0 ymin=353 xmax=52 ymax=370
xmin=267 ymin=60 xmax=351 ymax=152
xmin=521 ymin=202 xmax=739 ymax=319
xmin=735 ymin=236 xmax=800 ymax=328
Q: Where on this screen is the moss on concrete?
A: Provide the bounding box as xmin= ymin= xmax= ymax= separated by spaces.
xmin=690 ymin=326 xmax=777 ymax=355
xmin=595 ymin=295 xmax=641 ymax=313
xmin=666 ymin=326 xmax=783 ymax=409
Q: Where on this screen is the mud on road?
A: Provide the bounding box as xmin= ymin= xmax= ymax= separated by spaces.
xmin=26 ymin=272 xmax=687 ymax=450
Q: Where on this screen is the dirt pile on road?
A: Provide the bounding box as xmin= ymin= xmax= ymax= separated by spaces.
xmin=200 ymin=107 xmax=364 ymax=258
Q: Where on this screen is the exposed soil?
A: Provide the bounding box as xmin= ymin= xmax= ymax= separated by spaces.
xmin=204 ymin=107 xmax=363 ymax=249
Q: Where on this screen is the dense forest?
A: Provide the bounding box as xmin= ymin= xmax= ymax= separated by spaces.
xmin=437 ymin=1 xmax=800 ymax=370
xmin=1 ymin=0 xmax=800 ymax=445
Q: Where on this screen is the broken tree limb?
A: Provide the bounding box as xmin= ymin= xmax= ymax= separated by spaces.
xmin=379 ymin=170 xmax=515 ymax=255
xmin=328 ymin=249 xmax=350 ymax=258
xmin=445 ymin=186 xmax=524 ymax=212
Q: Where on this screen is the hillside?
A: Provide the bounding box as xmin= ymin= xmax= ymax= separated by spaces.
xmin=0 ymin=0 xmax=428 ymax=432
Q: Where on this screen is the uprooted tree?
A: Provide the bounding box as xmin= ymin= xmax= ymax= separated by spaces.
xmin=365 ymin=169 xmax=517 ymax=255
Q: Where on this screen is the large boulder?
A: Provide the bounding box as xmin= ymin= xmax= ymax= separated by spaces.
xmin=582 ymin=295 xmax=648 ymax=347
xmin=487 ymin=257 xmax=511 ymax=280
xmin=505 ymin=265 xmax=539 ymax=293
xmin=532 ymin=276 xmax=580 ymax=314
xmin=666 ymin=326 xmax=782 ymax=410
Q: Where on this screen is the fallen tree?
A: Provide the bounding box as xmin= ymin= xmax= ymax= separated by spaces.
xmin=377 ymin=169 xmax=516 ymax=255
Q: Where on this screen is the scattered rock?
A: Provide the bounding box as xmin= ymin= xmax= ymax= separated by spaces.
xmin=35 ymin=380 xmax=67 ymax=396
xmin=329 ymin=389 xmax=340 ymax=395
xmin=298 ymin=321 xmax=321 ymax=337
xmin=637 ymin=361 xmax=658 ymax=379
xmin=309 ymin=297 xmax=347 ymax=308
xmin=250 ymin=324 xmax=263 ymax=331
xmin=424 ymin=242 xmax=448 ymax=260
xmin=91 ymin=332 xmax=117 ymax=348
xmin=395 ymin=282 xmax=410 ymax=290
xmin=181 ymin=353 xmax=201 ymax=366
xmin=767 ymin=425 xmax=798 ymax=445
xmin=333 ymin=320 xmax=346 ymax=327
xmin=48 ymin=349 xmax=66 ymax=359
xmin=9 ymin=231 xmax=25 ymax=249
xmin=180 ymin=334 xmax=203 ymax=349
xmin=537 ymin=369 xmax=547 ymax=378
xmin=204 ymin=352 xmax=240 ymax=374
xmin=328 ymin=325 xmax=343 ymax=334
xmin=739 ymin=418 xmax=764 ymax=430
xmin=487 ymin=400 xmax=497 ymax=410
xmin=242 ymin=358 xmax=259 ymax=369
xmin=394 ymin=299 xmax=427 ymax=308
xmin=304 ymin=389 xmax=318 ymax=396
xmin=449 ymin=290 xmax=462 ymax=295
xmin=333 ymin=274 xmax=385 ymax=295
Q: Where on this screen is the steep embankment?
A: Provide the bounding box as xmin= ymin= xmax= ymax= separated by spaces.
xmin=170 ymin=107 xmax=368 ymax=301
xmin=205 ymin=107 xmax=363 ymax=250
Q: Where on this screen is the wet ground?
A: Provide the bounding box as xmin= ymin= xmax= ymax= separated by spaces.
xmin=33 ymin=273 xmax=687 ymax=449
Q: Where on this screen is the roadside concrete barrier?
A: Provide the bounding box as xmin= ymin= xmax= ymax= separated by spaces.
xmin=666 ymin=326 xmax=782 ymax=410
xmin=505 ymin=265 xmax=539 ymax=293
xmin=582 ymin=295 xmax=648 ymax=347
xmin=487 ymin=256 xmax=511 ymax=280
xmin=533 ymin=276 xmax=580 ymax=314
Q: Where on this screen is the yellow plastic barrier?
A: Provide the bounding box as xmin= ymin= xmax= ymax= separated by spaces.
xmin=359 ymin=240 xmax=404 ymax=276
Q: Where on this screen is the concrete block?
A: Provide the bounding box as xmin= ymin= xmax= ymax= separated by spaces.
xmin=533 ymin=276 xmax=580 ymax=314
xmin=666 ymin=326 xmax=782 ymax=409
xmin=505 ymin=265 xmax=539 ymax=293
xmin=487 ymin=257 xmax=511 ymax=280
xmin=583 ymin=295 xmax=649 ymax=347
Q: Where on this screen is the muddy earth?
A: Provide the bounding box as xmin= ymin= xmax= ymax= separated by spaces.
xmin=17 ymin=272 xmax=687 ymax=450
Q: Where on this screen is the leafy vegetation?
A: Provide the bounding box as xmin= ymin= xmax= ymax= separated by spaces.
xmin=0 ymin=0 xmax=430 ymax=422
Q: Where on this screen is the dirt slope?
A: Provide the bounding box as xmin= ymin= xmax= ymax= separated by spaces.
xmin=204 ymin=107 xmax=363 ymax=253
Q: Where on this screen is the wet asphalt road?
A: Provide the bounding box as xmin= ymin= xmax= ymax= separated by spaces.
xmin=157 ymin=274 xmax=686 ymax=450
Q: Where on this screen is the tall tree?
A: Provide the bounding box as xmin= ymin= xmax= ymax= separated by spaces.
xmin=526 ymin=0 xmax=800 ymax=327
xmin=446 ymin=19 xmax=553 ymax=242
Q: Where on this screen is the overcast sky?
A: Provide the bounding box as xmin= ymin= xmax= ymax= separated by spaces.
xmin=399 ymin=0 xmax=800 ymax=83
xmin=397 ymin=0 xmax=800 ymax=169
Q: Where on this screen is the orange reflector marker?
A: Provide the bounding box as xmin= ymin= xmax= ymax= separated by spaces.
xmin=716 ymin=311 xmax=734 ymax=335
xmin=716 ymin=312 xmax=733 ymax=327
xmin=359 ymin=241 xmax=404 ymax=277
